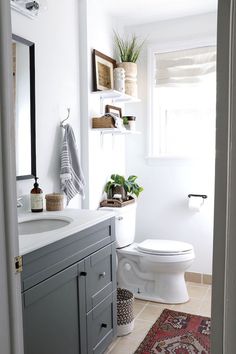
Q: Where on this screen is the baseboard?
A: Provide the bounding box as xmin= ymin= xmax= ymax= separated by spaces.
xmin=185 ymin=272 xmax=212 ymax=285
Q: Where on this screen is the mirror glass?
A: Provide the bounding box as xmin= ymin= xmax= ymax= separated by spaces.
xmin=12 ymin=34 xmax=36 ymax=180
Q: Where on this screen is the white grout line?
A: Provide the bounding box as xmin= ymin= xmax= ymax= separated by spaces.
xmin=187 ymin=281 xmax=211 ymax=289
xmin=134 ymin=301 xmax=149 ymax=319
xmin=106 ymin=337 xmax=121 ymax=353
xmin=195 ymin=284 xmax=212 ymax=317
xmin=189 ymin=290 xmax=210 ymax=300
xmin=201 ymin=286 xmax=212 ymax=306
xmin=135 ymin=318 xmax=156 ymax=323
xmin=106 ymin=301 xmax=150 ymax=353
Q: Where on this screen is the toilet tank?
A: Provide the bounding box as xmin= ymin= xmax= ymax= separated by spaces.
xmin=100 ymin=203 xmax=137 ymax=248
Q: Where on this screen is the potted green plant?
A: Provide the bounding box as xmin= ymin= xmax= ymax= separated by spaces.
xmin=114 ymin=31 xmax=145 ymax=97
xmin=104 ymin=174 xmax=143 ymax=201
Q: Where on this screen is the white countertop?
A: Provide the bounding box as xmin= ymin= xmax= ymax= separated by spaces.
xmin=18 ymin=209 xmax=115 ymax=256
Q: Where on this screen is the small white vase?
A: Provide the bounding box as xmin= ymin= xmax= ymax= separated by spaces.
xmin=114 ymin=67 xmax=125 ymax=93
xmin=117 ymin=62 xmax=138 ymax=97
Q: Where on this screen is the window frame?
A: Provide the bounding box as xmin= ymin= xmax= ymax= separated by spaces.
xmin=146 ymin=36 xmax=217 ymax=160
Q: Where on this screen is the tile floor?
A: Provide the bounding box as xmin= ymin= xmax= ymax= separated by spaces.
xmin=105 ymin=282 xmax=211 ymax=354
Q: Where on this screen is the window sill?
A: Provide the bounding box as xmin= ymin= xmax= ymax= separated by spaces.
xmin=145 ymin=154 xmax=215 ymax=164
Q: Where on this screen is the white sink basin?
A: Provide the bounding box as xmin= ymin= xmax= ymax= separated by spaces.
xmin=18 ymin=218 xmax=71 ymax=235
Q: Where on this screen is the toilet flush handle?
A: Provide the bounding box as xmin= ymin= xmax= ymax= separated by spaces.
xmin=116 ymin=216 xmax=123 ymax=221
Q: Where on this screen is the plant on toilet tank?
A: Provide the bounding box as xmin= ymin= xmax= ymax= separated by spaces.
xmin=104 ymin=174 xmax=143 ymax=201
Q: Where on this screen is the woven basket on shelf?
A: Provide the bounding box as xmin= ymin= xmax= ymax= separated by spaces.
xmin=100 ymin=197 xmax=135 ymax=208
xmin=92 ymin=116 xmax=115 ymax=129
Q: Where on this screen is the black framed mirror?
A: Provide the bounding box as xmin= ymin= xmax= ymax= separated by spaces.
xmin=12 ymin=34 xmax=36 ymax=180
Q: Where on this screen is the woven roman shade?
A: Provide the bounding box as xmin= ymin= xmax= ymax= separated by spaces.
xmin=155 ymin=46 xmax=216 ymax=87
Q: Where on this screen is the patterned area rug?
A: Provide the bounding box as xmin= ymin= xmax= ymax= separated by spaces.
xmin=134 ymin=308 xmax=211 ymax=354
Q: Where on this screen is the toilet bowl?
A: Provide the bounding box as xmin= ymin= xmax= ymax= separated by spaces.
xmin=100 ymin=203 xmax=195 ymax=304
xmin=117 ymin=240 xmax=195 ymax=304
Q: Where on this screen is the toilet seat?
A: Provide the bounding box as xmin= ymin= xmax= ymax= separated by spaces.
xmin=137 ymin=239 xmax=193 ymax=256
xmin=117 ymin=242 xmax=195 ymax=263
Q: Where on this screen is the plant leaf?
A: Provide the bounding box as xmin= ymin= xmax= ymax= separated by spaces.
xmin=114 ymin=30 xmax=146 ymax=63
xmin=104 ymin=181 xmax=112 ymax=193
xmin=128 ymin=175 xmax=137 ymax=182
xmin=124 ymin=181 xmax=131 ymax=193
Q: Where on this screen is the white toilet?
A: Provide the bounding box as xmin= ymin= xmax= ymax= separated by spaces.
xmin=100 ymin=203 xmax=195 ymax=304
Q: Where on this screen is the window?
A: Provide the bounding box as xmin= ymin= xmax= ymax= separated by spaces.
xmin=148 ymin=46 xmax=216 ymax=158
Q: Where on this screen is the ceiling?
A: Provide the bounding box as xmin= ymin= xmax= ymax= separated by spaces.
xmin=100 ymin=0 xmax=217 ymax=26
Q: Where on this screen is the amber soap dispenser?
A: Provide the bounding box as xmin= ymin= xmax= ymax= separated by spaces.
xmin=31 ymin=177 xmax=43 ymax=212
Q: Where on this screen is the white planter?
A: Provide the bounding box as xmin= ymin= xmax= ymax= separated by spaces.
xmin=117 ymin=62 xmax=138 ymax=97
xmin=128 ymin=120 xmax=136 ymax=131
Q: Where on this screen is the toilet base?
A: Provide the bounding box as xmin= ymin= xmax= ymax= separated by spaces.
xmin=118 ymin=275 xmax=189 ymax=304
xmin=117 ymin=255 xmax=192 ymax=304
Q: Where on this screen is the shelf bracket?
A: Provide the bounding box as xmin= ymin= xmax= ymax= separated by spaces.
xmin=112 ymin=133 xmax=115 ymax=149
xmin=100 ymin=131 xmax=104 ymax=148
xmin=100 ymin=96 xmax=104 ymax=115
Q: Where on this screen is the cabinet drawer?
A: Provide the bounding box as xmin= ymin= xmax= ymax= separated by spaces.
xmin=85 ymin=243 xmax=116 ymax=312
xmin=87 ymin=291 xmax=117 ymax=354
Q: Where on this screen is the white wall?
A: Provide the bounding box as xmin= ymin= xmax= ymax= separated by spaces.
xmin=12 ymin=0 xmax=81 ymax=209
xmin=124 ymin=13 xmax=217 ymax=274
xmin=80 ymin=8 xmax=217 ymax=273
xmin=80 ymin=0 xmax=126 ymax=210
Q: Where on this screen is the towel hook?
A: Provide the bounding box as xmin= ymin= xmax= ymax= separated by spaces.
xmin=60 ymin=108 xmax=70 ymax=127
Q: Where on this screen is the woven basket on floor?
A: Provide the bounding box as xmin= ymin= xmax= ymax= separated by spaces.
xmin=117 ymin=288 xmax=134 ymax=336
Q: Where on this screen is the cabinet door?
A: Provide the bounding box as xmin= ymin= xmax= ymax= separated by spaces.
xmin=22 ymin=261 xmax=86 ymax=354
xmin=85 ymin=243 xmax=116 ymax=312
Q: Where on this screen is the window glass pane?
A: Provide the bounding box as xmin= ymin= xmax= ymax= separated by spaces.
xmin=151 ymin=50 xmax=216 ymax=157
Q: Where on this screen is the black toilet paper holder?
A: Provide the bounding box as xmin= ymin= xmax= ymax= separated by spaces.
xmin=188 ymin=194 xmax=208 ymax=199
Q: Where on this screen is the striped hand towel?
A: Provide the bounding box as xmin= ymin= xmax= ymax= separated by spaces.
xmin=60 ymin=124 xmax=85 ymax=205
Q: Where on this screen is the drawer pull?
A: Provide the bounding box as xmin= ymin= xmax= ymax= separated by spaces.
xmin=80 ymin=271 xmax=87 ymax=277
xmin=101 ymin=323 xmax=107 ymax=328
xmin=99 ymin=272 xmax=106 ymax=278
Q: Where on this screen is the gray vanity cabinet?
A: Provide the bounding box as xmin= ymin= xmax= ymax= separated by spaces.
xmin=21 ymin=218 xmax=117 ymax=354
xmin=23 ymin=261 xmax=86 ymax=354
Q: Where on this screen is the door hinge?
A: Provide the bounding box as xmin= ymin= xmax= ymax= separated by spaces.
xmin=14 ymin=256 xmax=23 ymax=273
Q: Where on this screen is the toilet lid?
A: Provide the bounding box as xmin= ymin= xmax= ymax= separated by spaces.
xmin=137 ymin=239 xmax=193 ymax=255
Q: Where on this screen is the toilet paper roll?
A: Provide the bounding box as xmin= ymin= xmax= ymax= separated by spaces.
xmin=188 ymin=196 xmax=204 ymax=211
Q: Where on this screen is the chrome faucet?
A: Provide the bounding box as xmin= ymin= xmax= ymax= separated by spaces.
xmin=17 ymin=197 xmax=23 ymax=208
